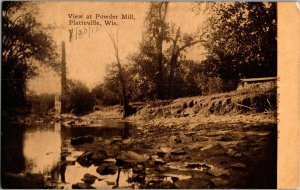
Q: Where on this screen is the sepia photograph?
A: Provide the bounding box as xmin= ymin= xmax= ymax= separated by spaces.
xmin=2 ymin=1 xmax=280 ymax=189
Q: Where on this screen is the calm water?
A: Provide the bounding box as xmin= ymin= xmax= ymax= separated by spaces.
xmin=1 ymin=120 xmax=140 ymax=189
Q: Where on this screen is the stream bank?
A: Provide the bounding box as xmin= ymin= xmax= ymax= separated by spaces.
xmin=2 ymin=86 xmax=277 ymax=189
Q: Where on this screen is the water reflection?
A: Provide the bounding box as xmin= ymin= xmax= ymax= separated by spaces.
xmin=1 ymin=123 xmax=25 ymax=174
xmin=3 ymin=121 xmax=191 ymax=189
xmin=2 ymin=120 xmax=138 ymax=189
xmin=23 ymin=128 xmax=61 ymax=174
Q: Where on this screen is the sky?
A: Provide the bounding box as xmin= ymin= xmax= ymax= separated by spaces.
xmin=27 ymin=2 xmax=206 ymax=95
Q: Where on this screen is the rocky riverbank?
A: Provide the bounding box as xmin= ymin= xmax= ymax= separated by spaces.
xmin=4 ymin=86 xmax=277 ymax=189
xmin=57 ymin=86 xmax=277 ymax=188
xmin=66 ymin=121 xmax=276 ymax=188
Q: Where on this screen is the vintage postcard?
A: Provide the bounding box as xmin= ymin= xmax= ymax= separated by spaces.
xmin=1 ymin=1 xmax=299 ymax=189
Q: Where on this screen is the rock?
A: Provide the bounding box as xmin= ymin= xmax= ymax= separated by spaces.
xmin=171 ymin=176 xmax=179 ymax=183
xmin=183 ymin=113 xmax=189 ymax=117
xmin=154 ymin=158 xmax=166 ymax=165
xmin=185 ymin=132 xmax=196 ymax=136
xmin=171 ymin=149 xmax=186 ymax=156
xmin=96 ymin=161 xmax=117 ymax=175
xmin=149 ymin=176 xmax=164 ymax=183
xmin=188 ymin=100 xmax=194 ymax=108
xmin=226 ymin=148 xmax=236 ymax=157
xmin=227 ymin=148 xmax=243 ymax=158
xmin=72 ymin=183 xmax=95 ymax=189
xmin=90 ymin=149 xmax=107 ymax=165
xmin=159 ymin=146 xmax=172 ymax=153
xmin=106 ymin=149 xmax=119 ymax=158
xmin=160 ymin=181 xmax=174 ymax=188
xmin=105 ymin=181 xmax=116 ymax=186
xmin=170 ymin=154 xmax=186 ymax=162
xmin=76 ymin=151 xmax=93 ymax=167
xmin=218 ymin=133 xmax=235 ymax=141
xmin=131 ymin=173 xmax=146 ymax=184
xmin=231 ymin=163 xmax=247 ymax=169
xmin=176 ymin=109 xmax=182 ymax=114
xmin=200 ymin=143 xmax=226 ymax=156
xmin=132 ymin=164 xmax=146 ymax=175
xmin=211 ymin=177 xmax=229 ymax=187
xmin=174 ymin=178 xmax=212 ymax=189
xmin=208 ymin=167 xmax=230 ymax=177
xmin=234 ymin=153 xmax=242 ymax=157
xmin=116 ymin=151 xmax=149 ymax=164
xmin=81 ymin=174 xmax=98 ymax=185
xmin=110 ymin=137 xmax=123 ymax=144
xmin=170 ymin=135 xmax=182 ymax=143
xmin=71 ymin=135 xmax=94 ymax=146
xmin=157 ymin=151 xmax=166 ymax=158
xmin=186 ymin=143 xmax=203 ymax=150
xmin=185 ymin=163 xmax=211 ymax=170
xmin=154 ymin=165 xmax=167 ymax=172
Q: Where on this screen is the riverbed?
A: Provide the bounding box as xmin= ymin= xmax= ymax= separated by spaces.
xmin=1 ymin=118 xmax=277 ymax=189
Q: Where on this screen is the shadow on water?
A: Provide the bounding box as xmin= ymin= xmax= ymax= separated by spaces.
xmin=1 ymin=120 xmax=139 ymax=189
xmin=1 ymin=123 xmax=26 ymax=174
xmin=61 ymin=120 xmax=134 ymax=140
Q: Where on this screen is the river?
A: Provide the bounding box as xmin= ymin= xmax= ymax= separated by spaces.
xmin=1 ymin=118 xmax=277 ymax=189
xmin=2 ymin=120 xmax=140 ymax=189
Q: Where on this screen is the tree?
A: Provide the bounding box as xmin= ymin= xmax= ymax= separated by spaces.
xmin=106 ymin=30 xmax=135 ymax=117
xmin=98 ymin=63 xmax=123 ymax=106
xmin=128 ymin=38 xmax=160 ymax=100
xmin=145 ymin=2 xmax=169 ymax=99
xmin=194 ymin=2 xmax=277 ymax=91
xmin=131 ymin=2 xmax=206 ymax=99
xmin=65 ymin=80 xmax=94 ymax=115
xmin=166 ymin=25 xmax=206 ymax=98
xmin=27 ymin=93 xmax=55 ymax=114
xmin=2 ymin=2 xmax=58 ymax=113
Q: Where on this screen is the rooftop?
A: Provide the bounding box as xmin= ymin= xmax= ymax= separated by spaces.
xmin=240 ymin=77 xmax=277 ymax=82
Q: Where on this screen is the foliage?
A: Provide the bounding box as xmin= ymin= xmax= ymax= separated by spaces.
xmin=27 ymin=93 xmax=55 ymax=114
xmin=128 ymin=2 xmax=206 ymax=100
xmin=195 ymin=2 xmax=277 ymax=91
xmin=127 ymin=39 xmax=162 ymax=100
xmin=66 ymin=80 xmax=94 ymax=115
xmin=95 ymin=2 xmax=277 ymax=107
xmin=2 ymin=2 xmax=58 ymax=112
xmin=92 ymin=64 xmax=121 ymax=106
xmin=144 ymin=2 xmax=169 ymax=99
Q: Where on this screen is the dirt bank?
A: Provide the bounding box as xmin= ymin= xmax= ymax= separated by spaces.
xmin=56 ymin=86 xmax=277 ymax=188
xmin=129 ymin=84 xmax=276 ymax=126
xmin=68 ymin=84 xmax=276 ymax=127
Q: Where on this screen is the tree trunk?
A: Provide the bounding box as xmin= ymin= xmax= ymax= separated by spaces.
xmin=167 ymin=27 xmax=181 ymax=99
xmin=107 ymin=31 xmax=133 ymax=117
xmin=116 ymin=61 xmax=130 ymax=117
xmin=156 ymin=39 xmax=164 ymax=100
xmin=154 ymin=2 xmax=168 ymax=100
xmin=168 ymin=52 xmax=179 ymax=99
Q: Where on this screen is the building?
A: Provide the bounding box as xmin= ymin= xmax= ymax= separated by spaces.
xmin=54 ymin=95 xmax=61 ymax=114
xmin=237 ymin=77 xmax=277 ymax=90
